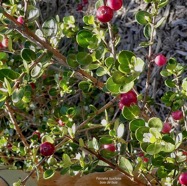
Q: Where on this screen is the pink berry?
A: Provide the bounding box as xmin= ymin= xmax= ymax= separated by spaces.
xmin=179 ymin=172 xmax=187 ymax=185
xmin=107 ymin=0 xmax=122 ymax=11
xmin=96 ymin=6 xmax=113 ymax=23
xmin=17 ymin=16 xmax=24 ymax=24
xmin=162 ymin=122 xmax=172 ymax=134
xmin=172 ymin=110 xmax=183 ymax=121
xmin=40 ymin=142 xmax=55 ymax=156
xmin=0 ymin=42 xmax=3 ymax=49
xmin=120 ymin=90 xmax=137 ymax=107
xmin=1 ymin=37 xmax=8 ymax=48
xmin=154 ymin=54 xmax=167 ymax=66
xmin=103 ymin=144 xmax=116 ymax=152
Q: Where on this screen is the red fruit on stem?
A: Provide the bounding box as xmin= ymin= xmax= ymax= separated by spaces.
xmin=7 ymin=143 xmax=12 ymax=149
xmin=40 ymin=142 xmax=55 ymax=156
xmin=96 ymin=6 xmax=113 ymax=23
xmin=2 ymin=37 xmax=9 ymax=48
xmin=179 ymin=172 xmax=187 ymax=185
xmin=120 ymin=90 xmax=137 ymax=107
xmin=162 ymin=122 xmax=172 ymax=134
xmin=17 ymin=16 xmax=24 ymax=24
xmin=154 ymin=54 xmax=167 ymax=66
xmin=172 ymin=110 xmax=183 ymax=120
xmin=107 ymin=0 xmax=122 ymax=11
xmin=58 ymin=119 xmax=65 ymax=127
xmin=183 ymin=151 xmax=187 ymax=156
xmin=103 ymin=144 xmax=116 ymax=152
xmin=33 ymin=131 xmax=40 ymax=139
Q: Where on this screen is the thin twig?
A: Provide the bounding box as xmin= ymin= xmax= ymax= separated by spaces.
xmin=76 ymin=95 xmax=120 ymax=130
xmin=5 ymin=102 xmax=29 ymax=148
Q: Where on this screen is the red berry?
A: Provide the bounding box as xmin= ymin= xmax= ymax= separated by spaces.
xmin=107 ymin=0 xmax=122 ymax=11
xmin=30 ymin=82 xmax=36 ymax=90
xmin=58 ymin=119 xmax=65 ymax=127
xmin=143 ymin=157 xmax=149 ymax=163
xmin=154 ymin=54 xmax=167 ymax=66
xmin=7 ymin=143 xmax=12 ymax=149
xmin=96 ymin=6 xmax=113 ymax=23
xmin=119 ymin=102 xmax=124 ymax=110
xmin=103 ymin=144 xmax=116 ymax=152
xmin=183 ymin=151 xmax=187 ymax=156
xmin=77 ymin=3 xmax=83 ymax=11
xmin=179 ymin=172 xmax=187 ymax=185
xmin=162 ymin=122 xmax=172 ymax=134
xmin=1 ymin=37 xmax=9 ymax=48
xmin=120 ymin=90 xmax=137 ymax=107
xmin=172 ymin=110 xmax=183 ymax=121
xmin=33 ymin=131 xmax=40 ymax=139
xmin=17 ymin=16 xmax=24 ymax=24
xmin=40 ymin=142 xmax=55 ymax=156
xmin=137 ymin=152 xmax=144 ymax=157
xmin=0 ymin=42 xmax=3 ymax=49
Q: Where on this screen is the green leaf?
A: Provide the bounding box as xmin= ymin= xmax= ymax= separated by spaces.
xmin=41 ymin=135 xmax=54 ymax=144
xmin=26 ymin=5 xmax=39 ymax=22
xmin=122 ymin=105 xmax=140 ymax=120
xmin=4 ymin=78 xmax=12 ymax=95
xmin=105 ymin=57 xmax=114 ymax=68
xmin=63 ymin=154 xmax=72 ymax=167
xmin=118 ymin=50 xmax=135 ymax=65
xmin=92 ymin=137 xmax=99 ymax=150
xmin=21 ymin=48 xmax=36 ymax=62
xmin=148 ymin=117 xmax=163 ymax=131
xmin=165 ymin=79 xmax=176 ymax=88
xmin=63 ymin=16 xmax=75 ymax=24
xmin=12 ymin=88 xmax=24 ymax=103
xmin=161 ymin=141 xmax=175 ymax=153
xmin=48 ymin=88 xmax=58 ymax=96
xmin=157 ymin=166 xmax=168 ymax=178
xmin=160 ymin=69 xmax=172 ymax=77
xmin=134 ymin=57 xmax=145 ymax=72
xmin=135 ymin=127 xmax=149 ymax=142
xmin=118 ymin=156 xmax=133 ymax=175
xmin=76 ymin=30 xmax=93 ymax=48
xmin=182 ymin=78 xmax=187 ymax=92
xmin=146 ymin=143 xmax=162 ymax=155
xmin=42 ymin=18 xmax=57 ymax=37
xmin=0 ymin=69 xmax=19 ymax=81
xmin=106 ymin=77 xmax=120 ymax=93
xmin=95 ymin=0 xmax=104 ymax=9
xmin=76 ymin=52 xmax=93 ymax=66
xmin=78 ymin=81 xmax=92 ymax=93
xmin=99 ymin=136 xmax=113 ymax=144
xmin=43 ymin=169 xmax=54 ymax=179
xmin=129 ymin=119 xmax=145 ymax=132
xmin=135 ymin=11 xmax=152 ymax=25
xmin=152 ymin=156 xmax=164 ymax=167
xmin=67 ymin=54 xmax=79 ymax=68
xmin=96 ymin=67 xmax=108 ymax=76
xmin=158 ymin=0 xmax=169 ymax=8
xmin=117 ymin=123 xmax=125 ymax=138
xmin=143 ymin=24 xmax=151 ymax=38
xmin=155 ymin=17 xmax=166 ymax=28
xmin=112 ymin=71 xmax=127 ymax=84
xmin=120 ymin=81 xmax=134 ymax=93
xmin=149 ymin=128 xmax=162 ymax=139
xmin=31 ymin=64 xmax=42 ymax=77
xmin=83 ymin=15 xmax=95 ymax=25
